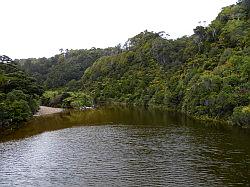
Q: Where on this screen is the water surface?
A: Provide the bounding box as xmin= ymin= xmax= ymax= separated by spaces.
xmin=0 ymin=106 xmax=249 ymax=186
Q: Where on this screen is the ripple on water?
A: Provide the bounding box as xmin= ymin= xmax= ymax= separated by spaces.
xmin=0 ymin=107 xmax=250 ymax=186
xmin=0 ymin=124 xmax=249 ymax=186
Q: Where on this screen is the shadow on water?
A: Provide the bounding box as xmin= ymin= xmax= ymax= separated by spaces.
xmin=0 ymin=105 xmax=249 ymax=143
xmin=0 ymin=105 xmax=250 ymax=186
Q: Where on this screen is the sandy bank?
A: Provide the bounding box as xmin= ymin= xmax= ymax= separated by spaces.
xmin=34 ymin=106 xmax=64 ymax=116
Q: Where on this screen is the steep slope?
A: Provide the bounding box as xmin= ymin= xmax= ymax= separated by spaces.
xmin=16 ymin=1 xmax=250 ymax=126
xmin=81 ymin=2 xmax=250 ymax=126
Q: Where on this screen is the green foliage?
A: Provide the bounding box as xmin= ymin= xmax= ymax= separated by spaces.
xmin=0 ymin=63 xmax=44 ymax=128
xmin=63 ymin=92 xmax=93 ymax=108
xmin=80 ymin=3 xmax=250 ymax=126
xmin=17 ymin=2 xmax=249 ymax=127
xmin=7 ymin=100 xmax=32 ymax=122
xmin=17 ymin=48 xmax=122 ymax=89
xmin=0 ymin=63 xmax=44 ymax=95
xmin=6 ymin=90 xmax=27 ymax=102
xmin=42 ymin=90 xmax=70 ymax=107
xmin=42 ymin=91 xmax=93 ymax=108
xmin=0 ymin=89 xmax=37 ymax=126
xmin=232 ymin=105 xmax=250 ymax=127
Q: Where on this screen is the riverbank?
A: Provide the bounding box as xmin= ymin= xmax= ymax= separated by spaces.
xmin=0 ymin=106 xmax=64 ymax=136
xmin=104 ymin=101 xmax=250 ymax=128
xmin=34 ymin=106 xmax=64 ymax=116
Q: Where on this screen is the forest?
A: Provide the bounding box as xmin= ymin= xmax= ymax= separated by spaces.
xmin=1 ymin=1 xmax=249 ymax=129
xmin=0 ymin=63 xmax=43 ymax=129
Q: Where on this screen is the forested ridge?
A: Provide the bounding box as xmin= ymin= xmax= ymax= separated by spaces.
xmin=1 ymin=1 xmax=249 ymax=128
xmin=81 ymin=1 xmax=250 ymax=126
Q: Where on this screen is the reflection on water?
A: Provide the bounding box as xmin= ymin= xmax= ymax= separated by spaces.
xmin=0 ymin=105 xmax=249 ymax=186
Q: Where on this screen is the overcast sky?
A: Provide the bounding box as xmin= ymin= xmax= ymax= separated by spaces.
xmin=0 ymin=0 xmax=236 ymax=59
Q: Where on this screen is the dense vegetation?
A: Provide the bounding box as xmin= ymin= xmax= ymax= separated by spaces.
xmin=42 ymin=90 xmax=93 ymax=108
xmin=8 ymin=1 xmax=250 ymax=127
xmin=81 ymin=2 xmax=250 ymax=126
xmin=0 ymin=63 xmax=44 ymax=129
xmin=17 ymin=47 xmax=122 ymax=89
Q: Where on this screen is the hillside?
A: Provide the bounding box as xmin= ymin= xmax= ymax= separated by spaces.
xmin=81 ymin=2 xmax=250 ymax=126
xmin=17 ymin=47 xmax=122 ymax=89
xmin=15 ymin=1 xmax=250 ymax=127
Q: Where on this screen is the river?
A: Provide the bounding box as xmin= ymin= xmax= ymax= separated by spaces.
xmin=0 ymin=105 xmax=249 ymax=186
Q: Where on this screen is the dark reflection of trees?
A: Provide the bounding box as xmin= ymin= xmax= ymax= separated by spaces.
xmin=177 ymin=113 xmax=250 ymax=186
xmin=1 ymin=105 xmax=179 ymax=142
xmin=0 ymin=105 xmax=249 ymax=185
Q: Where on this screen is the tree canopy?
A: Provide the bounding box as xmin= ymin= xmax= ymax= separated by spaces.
xmin=14 ymin=2 xmax=250 ymax=127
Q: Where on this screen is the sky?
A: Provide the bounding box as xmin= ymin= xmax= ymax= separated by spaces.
xmin=0 ymin=0 xmax=236 ymax=59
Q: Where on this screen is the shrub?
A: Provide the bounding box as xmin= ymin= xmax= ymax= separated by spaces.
xmin=231 ymin=106 xmax=250 ymax=127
